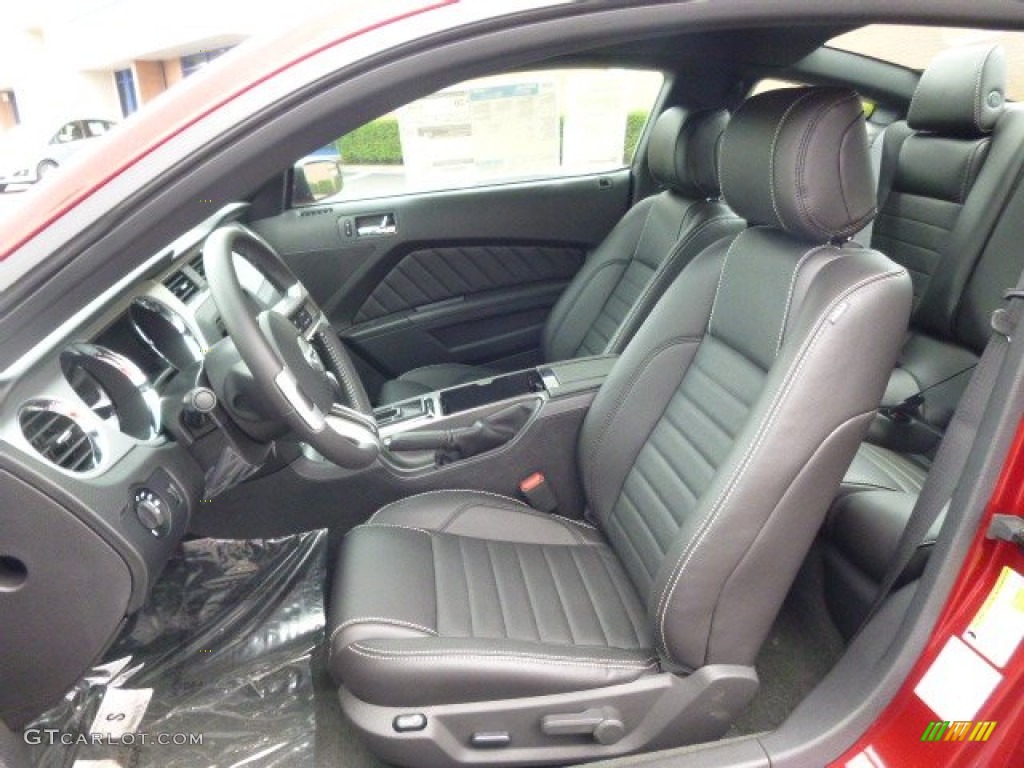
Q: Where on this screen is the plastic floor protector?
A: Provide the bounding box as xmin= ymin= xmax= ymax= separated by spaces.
xmin=25 ymin=530 xmax=327 ymax=768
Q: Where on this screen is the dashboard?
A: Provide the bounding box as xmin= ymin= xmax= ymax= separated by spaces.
xmin=0 ymin=204 xmax=286 ymax=724
xmin=1 ymin=205 xmax=280 ymax=482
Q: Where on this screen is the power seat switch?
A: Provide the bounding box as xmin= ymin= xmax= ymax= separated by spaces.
xmin=519 ymin=472 xmax=558 ymax=513
xmin=393 ymin=713 xmax=427 ymax=733
xmin=470 ymin=731 xmax=510 ymax=749
xmin=541 ymin=706 xmax=625 ymax=745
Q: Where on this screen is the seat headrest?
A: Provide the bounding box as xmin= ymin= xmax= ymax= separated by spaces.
xmin=907 ymin=44 xmax=1006 ymax=136
xmin=720 ymin=87 xmax=875 ymax=242
xmin=647 ymin=107 xmax=729 ymax=198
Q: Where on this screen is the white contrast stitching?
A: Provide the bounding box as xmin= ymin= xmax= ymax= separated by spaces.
xmin=959 ymin=139 xmax=987 ymax=205
xmin=353 ymin=523 xmax=432 ymax=535
xmin=607 ymin=214 xmax=738 ymax=352
xmin=655 ymin=268 xmax=907 ymax=659
xmin=330 ymin=618 xmax=437 ymax=645
xmin=369 ymin=488 xmax=530 ymax=523
xmin=347 ymin=644 xmax=658 ymax=669
xmin=316 ymin=328 xmax=369 ymax=412
xmin=768 ymin=90 xmax=818 ymax=232
xmin=368 ymin=489 xmax=596 ymax=540
xmin=776 ymin=245 xmax=839 ymax=355
xmin=790 ymin=93 xmax=875 ymax=239
xmin=973 ymin=47 xmax=993 ymax=132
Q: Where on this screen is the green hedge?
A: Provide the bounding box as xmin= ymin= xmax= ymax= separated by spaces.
xmin=336 ymin=111 xmax=650 ymax=166
xmin=623 ymin=110 xmax=648 ymax=164
xmin=337 ymin=118 xmax=403 ymax=165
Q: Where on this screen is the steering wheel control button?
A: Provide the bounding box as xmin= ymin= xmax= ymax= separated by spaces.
xmin=133 ymin=488 xmax=170 ymax=537
xmin=393 ymin=714 xmax=427 ymax=733
xmin=470 ymin=731 xmax=511 ymax=749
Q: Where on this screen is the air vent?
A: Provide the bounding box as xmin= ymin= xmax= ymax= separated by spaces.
xmin=164 ymin=270 xmax=199 ymax=303
xmin=19 ymin=402 xmax=100 ymax=473
xmin=189 ymin=253 xmax=206 ymax=280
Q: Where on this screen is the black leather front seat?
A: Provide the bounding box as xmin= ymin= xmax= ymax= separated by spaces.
xmin=329 ymin=87 xmax=911 ymax=766
xmin=378 ymin=106 xmax=743 ymax=404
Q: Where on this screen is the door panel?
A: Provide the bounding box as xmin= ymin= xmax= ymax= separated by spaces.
xmin=351 ymin=244 xmax=582 ymax=323
xmin=249 ymin=170 xmax=631 ymax=383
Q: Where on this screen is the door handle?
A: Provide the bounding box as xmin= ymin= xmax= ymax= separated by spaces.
xmin=355 ymin=212 xmax=397 ymax=237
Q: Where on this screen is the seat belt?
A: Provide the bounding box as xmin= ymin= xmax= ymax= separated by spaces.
xmin=852 ymin=125 xmax=887 ymax=246
xmin=878 ymin=363 xmax=977 ymax=424
xmin=855 ymin=284 xmax=1024 ymax=635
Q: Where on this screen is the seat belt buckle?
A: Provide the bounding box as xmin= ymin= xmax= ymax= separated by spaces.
xmin=519 ymin=472 xmax=558 ymax=513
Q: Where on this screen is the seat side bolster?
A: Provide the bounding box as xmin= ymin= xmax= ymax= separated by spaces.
xmin=653 ymin=251 xmax=911 ymax=669
xmin=329 ymin=524 xmax=438 ymax=681
xmin=335 ymin=637 xmax=658 ymax=707
xmin=542 ymin=199 xmax=655 ymax=362
xmin=367 ymin=489 xmax=602 ymax=546
xmin=605 ymin=207 xmax=744 ymax=354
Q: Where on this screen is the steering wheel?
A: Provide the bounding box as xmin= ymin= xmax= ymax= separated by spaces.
xmin=204 ymin=223 xmax=379 ymax=468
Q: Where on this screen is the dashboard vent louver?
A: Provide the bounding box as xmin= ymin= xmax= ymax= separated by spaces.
xmin=19 ymin=403 xmax=99 ymax=473
xmin=189 ymin=254 xmax=206 ymax=280
xmin=164 ymin=270 xmax=199 ymax=303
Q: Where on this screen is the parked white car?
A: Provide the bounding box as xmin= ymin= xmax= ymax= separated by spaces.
xmin=0 ymin=118 xmax=116 ymax=191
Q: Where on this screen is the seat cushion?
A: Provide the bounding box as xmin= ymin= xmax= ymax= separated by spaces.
xmin=840 ymin=442 xmax=930 ymax=495
xmin=329 ymin=491 xmax=657 ymax=707
xmin=377 ymin=363 xmax=501 ymax=404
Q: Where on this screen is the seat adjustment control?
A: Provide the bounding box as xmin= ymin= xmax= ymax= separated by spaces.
xmin=470 ymin=731 xmax=510 ymax=749
xmin=541 ymin=706 xmax=625 ymax=745
xmin=393 ymin=713 xmax=427 ymax=733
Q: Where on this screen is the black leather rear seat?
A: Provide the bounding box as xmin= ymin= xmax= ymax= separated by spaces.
xmin=824 ymin=44 xmax=1024 ymax=636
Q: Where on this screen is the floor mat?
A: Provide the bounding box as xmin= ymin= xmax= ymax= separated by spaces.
xmin=728 ymin=544 xmax=847 ymax=735
xmin=26 ymin=531 xmax=327 ymax=768
xmin=312 ymin=650 xmax=388 ymax=768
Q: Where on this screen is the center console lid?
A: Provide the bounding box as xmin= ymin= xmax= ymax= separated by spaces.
xmin=538 ymin=355 xmax=617 ymax=399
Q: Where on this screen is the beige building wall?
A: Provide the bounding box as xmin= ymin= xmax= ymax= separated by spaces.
xmin=132 ymin=60 xmax=168 ymax=106
xmin=831 ymin=26 xmax=1024 ymax=100
xmin=164 ymin=59 xmax=185 ymax=89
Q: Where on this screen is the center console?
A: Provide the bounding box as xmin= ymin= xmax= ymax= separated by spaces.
xmin=277 ymin=355 xmax=617 ymax=529
xmin=373 ymin=356 xmax=617 ymax=448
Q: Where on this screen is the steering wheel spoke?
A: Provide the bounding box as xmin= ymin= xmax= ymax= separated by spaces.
xmin=204 ymin=223 xmax=377 ymax=469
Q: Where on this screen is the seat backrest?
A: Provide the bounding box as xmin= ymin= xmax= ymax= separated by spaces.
xmin=578 ymin=87 xmax=912 ymax=671
xmin=865 ymin=47 xmax=1024 ymax=437
xmin=541 ymin=107 xmax=744 ymax=362
xmin=872 ymin=45 xmax=1010 ymax=332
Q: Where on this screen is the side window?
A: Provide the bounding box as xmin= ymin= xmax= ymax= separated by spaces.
xmin=292 ymin=68 xmax=663 ymax=206
xmin=51 ymin=122 xmax=79 ymax=144
xmin=85 ymin=120 xmax=112 ymax=137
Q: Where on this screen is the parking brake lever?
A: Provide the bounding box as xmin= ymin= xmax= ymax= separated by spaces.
xmin=383 ymin=429 xmax=455 ymax=452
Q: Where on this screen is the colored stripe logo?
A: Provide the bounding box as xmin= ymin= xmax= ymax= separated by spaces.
xmin=921 ymin=721 xmax=997 ymax=742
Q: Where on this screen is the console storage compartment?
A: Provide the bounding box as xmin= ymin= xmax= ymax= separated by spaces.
xmin=440 ymin=369 xmax=545 ymax=415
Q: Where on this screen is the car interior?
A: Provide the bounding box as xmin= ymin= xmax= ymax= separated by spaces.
xmin=3 ymin=5 xmax=1024 ymax=768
